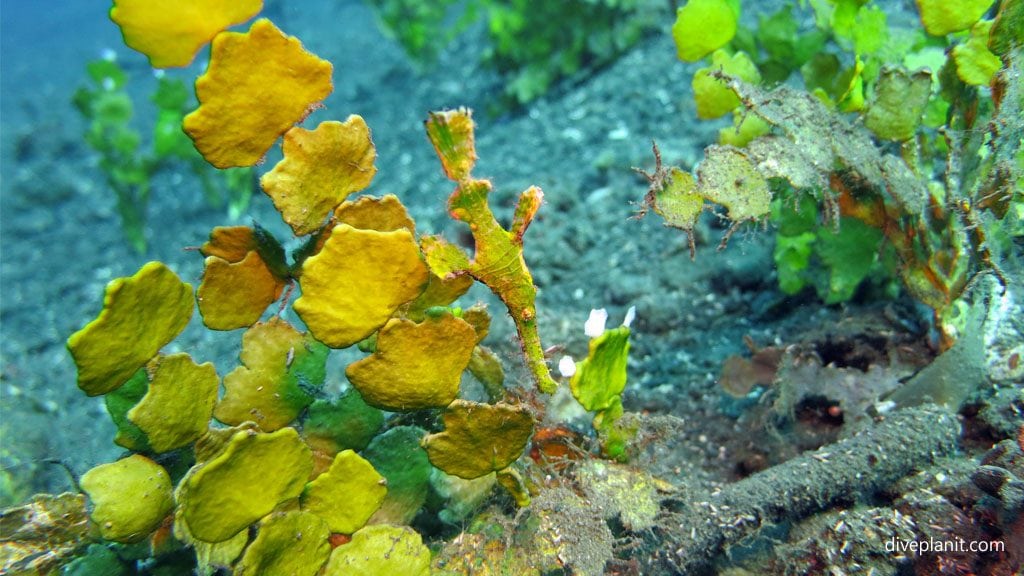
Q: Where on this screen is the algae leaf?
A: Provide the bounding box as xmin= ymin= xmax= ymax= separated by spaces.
xmin=864 ymin=66 xmax=933 ymax=141
xmin=816 ymin=217 xmax=884 ymax=303
xmin=301 ymin=450 xmax=386 ymax=534
xmin=363 ymin=426 xmax=431 ymax=525
xmin=127 ymin=353 xmax=219 ymax=453
xmin=693 ymin=49 xmax=761 ymax=119
xmin=197 ymin=251 xmax=286 ymax=330
xmin=234 ymin=511 xmax=331 ymax=576
xmin=324 ymin=524 xmax=430 ymax=576
xmin=105 ymin=369 xmax=151 ymax=451
xmin=302 ymin=390 xmax=384 ymax=454
xmin=570 ymin=325 xmax=631 ymax=412
xmin=345 ymin=313 xmax=477 ymax=411
xmin=294 ymin=224 xmax=429 ymax=348
xmin=672 ymin=0 xmax=739 ymax=62
xmin=178 ymin=427 xmax=312 ymax=542
xmin=110 ymin=0 xmax=263 ymax=68
xmin=81 ymin=455 xmax=174 ymax=543
xmin=422 ymin=400 xmax=534 ymax=479
xmin=915 ymin=0 xmax=994 ymax=35
xmin=183 ymin=19 xmax=333 ymax=168
xmin=334 ymin=194 xmax=416 ymax=233
xmin=215 ymin=318 xmax=327 ymax=431
xmin=68 ymin=262 xmax=193 ymax=396
xmin=261 ymin=118 xmax=378 ymax=236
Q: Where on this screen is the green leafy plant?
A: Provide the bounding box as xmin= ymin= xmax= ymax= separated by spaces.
xmin=73 ymin=56 xmax=254 ymax=252
xmin=364 ymin=0 xmax=480 ymax=66
xmin=364 ymin=0 xmax=668 ymax=105
xmin=564 ymin=308 xmax=637 ymax=461
xmin=640 ymin=0 xmax=1023 ymax=348
xmin=771 ymin=187 xmax=898 ymax=304
xmin=483 ymin=0 xmax=666 ymax=104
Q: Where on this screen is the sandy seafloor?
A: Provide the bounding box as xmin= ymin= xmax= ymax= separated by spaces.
xmin=1 ymin=0 xmax=1022 ymax=574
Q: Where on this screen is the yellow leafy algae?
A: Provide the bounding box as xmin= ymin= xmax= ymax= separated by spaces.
xmin=953 ymin=21 xmax=1002 ymax=86
xmin=467 ymin=345 xmax=506 ymax=401
xmin=693 ymin=49 xmax=761 ymax=119
xmin=80 ymin=455 xmax=174 ymax=543
xmin=570 ymin=326 xmax=631 ymax=412
xmin=197 ymin=251 xmax=286 ymax=330
xmin=294 ymin=224 xmax=428 ymax=348
xmin=261 ymin=118 xmax=378 ymax=236
xmin=301 ymin=450 xmax=386 ymax=534
xmin=402 ymin=270 xmax=475 ymax=321
xmin=214 ymin=319 xmax=323 ymax=431
xmin=346 ymin=314 xmax=478 ymax=411
xmin=178 ymin=427 xmax=312 ymax=543
xmin=234 ymin=511 xmax=331 ymax=576
xmin=422 ymin=400 xmax=534 ymax=479
xmin=419 ymin=235 xmax=472 ymax=278
xmin=915 ymin=0 xmax=994 ymax=35
xmin=173 ymin=508 xmax=250 ymax=570
xmin=672 ymin=0 xmax=739 ymax=62
xmin=127 ymin=353 xmax=219 ymax=453
xmin=334 ymin=194 xmax=416 ymax=233
xmin=183 ymin=18 xmax=333 ymax=168
xmin=200 ymin=225 xmax=259 ymax=262
xmin=719 ymin=112 xmax=771 ymax=147
xmin=324 ymin=525 xmax=431 ymax=576
xmin=68 ymin=262 xmax=193 ymax=396
xmin=109 ymin=0 xmax=263 ymax=68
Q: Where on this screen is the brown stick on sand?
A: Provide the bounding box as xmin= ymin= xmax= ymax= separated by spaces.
xmin=644 ymin=404 xmax=960 ymax=574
